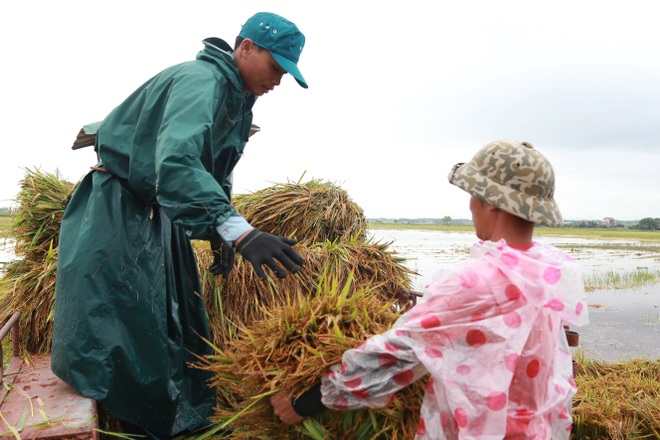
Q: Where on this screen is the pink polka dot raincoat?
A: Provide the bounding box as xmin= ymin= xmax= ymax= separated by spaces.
xmin=320 ymin=239 xmax=589 ymax=439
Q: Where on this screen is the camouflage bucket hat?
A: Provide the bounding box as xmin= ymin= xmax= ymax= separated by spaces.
xmin=448 ymin=140 xmax=563 ymax=227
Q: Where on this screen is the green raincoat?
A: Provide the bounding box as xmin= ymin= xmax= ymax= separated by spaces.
xmin=51 ymin=38 xmax=255 ymax=436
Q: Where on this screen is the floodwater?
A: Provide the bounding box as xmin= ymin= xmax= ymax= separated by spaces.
xmin=3 ymin=231 xmax=659 ymax=363
xmin=369 ymin=228 xmax=660 ymax=363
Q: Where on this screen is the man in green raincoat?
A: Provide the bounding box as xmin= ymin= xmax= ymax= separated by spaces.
xmin=51 ymin=12 xmax=307 ymax=438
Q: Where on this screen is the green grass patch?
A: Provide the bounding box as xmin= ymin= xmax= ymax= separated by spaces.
xmin=538 ymin=227 xmax=660 ymax=243
xmin=584 ymin=269 xmax=660 ymax=290
xmin=0 ymin=214 xmax=11 ymax=237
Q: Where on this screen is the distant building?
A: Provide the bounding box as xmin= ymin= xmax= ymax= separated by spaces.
xmin=603 ymin=217 xmax=617 ymax=228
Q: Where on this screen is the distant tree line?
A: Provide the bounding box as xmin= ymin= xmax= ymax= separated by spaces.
xmin=568 ymin=220 xmax=625 ymax=229
xmin=566 ymin=217 xmax=660 ymax=230
xmin=630 ymin=217 xmax=660 ymax=230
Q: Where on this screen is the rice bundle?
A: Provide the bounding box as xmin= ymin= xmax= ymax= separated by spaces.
xmin=232 ymin=178 xmax=367 ymax=245
xmin=0 ymin=170 xmax=423 ymax=436
xmin=195 ymin=179 xmax=417 ymax=423
xmin=195 ymin=238 xmax=417 ymax=347
xmin=0 ymin=168 xmax=75 ymax=354
xmin=198 ymin=274 xmax=425 ymax=439
xmin=1 ymin=171 xmax=414 ymax=352
xmin=311 ymin=240 xmax=416 ymax=309
xmin=572 ymin=357 xmax=660 ymax=439
xmin=195 ymin=243 xmax=322 ymax=345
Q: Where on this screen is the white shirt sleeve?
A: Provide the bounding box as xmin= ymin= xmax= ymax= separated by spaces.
xmin=216 ymin=215 xmax=253 ymax=246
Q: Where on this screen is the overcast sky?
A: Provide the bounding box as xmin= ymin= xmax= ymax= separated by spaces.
xmin=2 ymin=1 xmax=659 ymax=221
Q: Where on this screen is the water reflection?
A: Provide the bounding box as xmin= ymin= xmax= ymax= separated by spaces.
xmin=369 ymin=228 xmax=660 ymax=362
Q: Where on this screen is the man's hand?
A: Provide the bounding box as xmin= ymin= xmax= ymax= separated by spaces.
xmin=209 ymin=230 xmax=235 ymax=277
xmin=270 ymin=394 xmax=305 ymax=425
xmin=235 ymin=229 xmax=304 ymax=280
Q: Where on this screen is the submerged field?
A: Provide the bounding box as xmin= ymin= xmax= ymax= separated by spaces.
xmin=369 ymin=221 xmax=660 ymax=243
xmin=369 ymin=222 xmax=660 ymax=288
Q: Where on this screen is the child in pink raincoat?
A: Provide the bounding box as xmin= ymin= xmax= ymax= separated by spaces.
xmin=271 ymin=140 xmax=589 ymax=439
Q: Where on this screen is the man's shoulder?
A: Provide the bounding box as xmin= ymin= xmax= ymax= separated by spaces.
xmin=153 ymin=59 xmax=233 ymax=90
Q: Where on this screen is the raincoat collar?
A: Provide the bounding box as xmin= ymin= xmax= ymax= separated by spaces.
xmin=201 ymin=37 xmax=233 ymax=56
xmin=197 ymin=37 xmax=243 ymax=92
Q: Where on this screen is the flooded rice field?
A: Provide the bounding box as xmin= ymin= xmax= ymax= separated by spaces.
xmin=369 ymin=228 xmax=660 ymax=363
xmin=3 ymin=231 xmax=659 ymax=363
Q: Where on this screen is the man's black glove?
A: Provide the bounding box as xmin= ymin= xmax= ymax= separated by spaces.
xmin=235 ymin=229 xmax=304 ymax=280
xmin=209 ymin=230 xmax=235 ymax=278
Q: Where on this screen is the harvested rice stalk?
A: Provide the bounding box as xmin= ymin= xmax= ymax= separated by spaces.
xmin=313 ymin=239 xmax=417 ymax=310
xmin=0 ymin=168 xmax=76 ymax=354
xmin=194 ymin=242 xmax=322 ymax=346
xmin=233 ymin=178 xmax=367 ymax=245
xmin=572 ymin=357 xmax=660 ymax=439
xmin=197 ymin=273 xmax=425 ymax=439
xmin=5 ymin=168 xmax=74 ymax=260
xmin=194 ymin=238 xmax=417 ymax=348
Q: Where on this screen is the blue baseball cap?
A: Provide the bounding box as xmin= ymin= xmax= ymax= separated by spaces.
xmin=239 ymin=12 xmax=308 ymax=88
